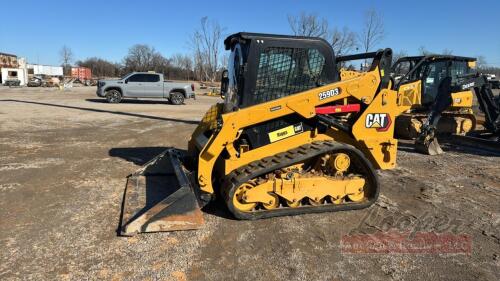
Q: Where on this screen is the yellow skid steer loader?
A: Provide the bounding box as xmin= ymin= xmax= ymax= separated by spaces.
xmin=119 ymin=32 xmax=411 ymax=235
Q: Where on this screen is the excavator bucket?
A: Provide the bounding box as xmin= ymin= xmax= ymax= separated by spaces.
xmin=119 ymin=149 xmax=204 ymax=236
xmin=415 ymin=137 xmax=444 ymax=155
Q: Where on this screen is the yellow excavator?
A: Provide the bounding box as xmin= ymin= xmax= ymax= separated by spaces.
xmin=119 ymin=32 xmax=412 ymax=235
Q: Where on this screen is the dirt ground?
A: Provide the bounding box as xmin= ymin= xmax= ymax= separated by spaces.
xmin=0 ymin=86 xmax=499 ymax=281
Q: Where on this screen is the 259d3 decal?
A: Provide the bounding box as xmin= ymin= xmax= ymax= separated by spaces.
xmin=318 ymin=88 xmax=341 ymax=100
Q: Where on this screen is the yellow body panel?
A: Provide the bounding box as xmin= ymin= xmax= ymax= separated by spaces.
xmin=396 ymin=81 xmax=422 ymax=108
xmin=451 ymin=91 xmax=474 ymax=108
xmin=188 ymin=66 xmax=406 ymax=195
xmin=396 ymin=81 xmax=474 ymax=109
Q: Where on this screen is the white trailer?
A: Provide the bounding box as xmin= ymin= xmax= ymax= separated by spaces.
xmin=27 ymin=64 xmax=63 ymax=76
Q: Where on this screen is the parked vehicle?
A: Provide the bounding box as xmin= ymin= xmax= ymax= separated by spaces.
xmin=4 ymin=79 xmax=21 ymax=86
xmin=96 ymin=72 xmax=195 ymax=104
xmin=27 ymin=77 xmax=42 ymax=87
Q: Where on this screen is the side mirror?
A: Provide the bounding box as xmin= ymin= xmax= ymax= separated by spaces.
xmin=124 ymin=79 xmax=129 ymax=84
xmin=220 ymin=69 xmax=228 ymax=99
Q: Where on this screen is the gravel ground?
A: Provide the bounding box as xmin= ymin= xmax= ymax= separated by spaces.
xmin=0 ymin=86 xmax=499 ymax=281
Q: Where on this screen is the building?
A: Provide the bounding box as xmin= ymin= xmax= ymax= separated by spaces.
xmin=1 ymin=51 xmax=63 ymax=86
xmin=0 ymin=52 xmax=18 ymax=68
xmin=0 ymin=52 xmax=20 ymax=85
xmin=0 ymin=53 xmax=28 ymax=85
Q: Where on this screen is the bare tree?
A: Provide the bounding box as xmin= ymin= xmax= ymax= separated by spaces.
xmin=220 ymin=53 xmax=229 ymax=69
xmin=418 ymin=46 xmax=431 ymax=56
xmin=76 ymin=57 xmax=121 ymax=78
xmin=123 ymin=44 xmax=168 ymax=73
xmin=59 ymin=45 xmax=74 ymax=65
xmin=59 ymin=45 xmax=74 ymax=75
xmin=442 ymin=48 xmax=453 ymax=55
xmin=171 ymin=53 xmax=194 ymax=80
xmin=476 ymin=55 xmax=487 ymax=69
xmin=183 ymin=56 xmax=193 ymax=80
xmin=358 ymin=9 xmax=385 ymax=52
xmin=188 ymin=33 xmax=204 ymax=81
xmin=287 ymin=12 xmax=329 ymax=37
xmin=476 ymin=56 xmax=500 ymax=76
xmin=329 ymin=27 xmax=357 ymax=56
xmin=190 ymin=17 xmax=224 ymax=82
xmin=417 ymin=47 xmax=453 ymax=56
xmin=287 ymin=12 xmax=359 ymax=56
xmin=392 ymin=50 xmax=408 ymax=63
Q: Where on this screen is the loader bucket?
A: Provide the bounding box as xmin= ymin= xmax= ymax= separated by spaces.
xmin=415 ymin=137 xmax=444 ymax=155
xmin=119 ymin=149 xmax=204 ymax=236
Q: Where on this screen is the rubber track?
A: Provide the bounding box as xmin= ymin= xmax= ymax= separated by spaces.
xmin=222 ymin=140 xmax=380 ymax=220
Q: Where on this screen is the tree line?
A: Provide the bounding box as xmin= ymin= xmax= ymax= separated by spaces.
xmin=68 ymin=16 xmax=224 ymax=81
xmin=75 ymin=46 xmax=197 ymax=81
xmin=60 ymin=11 xmax=499 ymax=80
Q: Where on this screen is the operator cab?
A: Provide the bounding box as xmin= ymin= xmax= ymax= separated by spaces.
xmin=221 ymin=32 xmax=338 ymax=112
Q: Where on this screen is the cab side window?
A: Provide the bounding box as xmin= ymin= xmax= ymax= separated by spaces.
xmin=146 ymin=74 xmax=160 ymax=82
xmin=450 ymin=61 xmax=471 ymax=83
xmin=253 ymin=47 xmax=327 ymax=105
xmin=422 ymin=62 xmax=447 ymax=104
xmin=128 ymin=74 xmax=143 ymax=82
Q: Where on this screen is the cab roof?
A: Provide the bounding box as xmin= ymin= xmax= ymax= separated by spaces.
xmin=224 ymin=32 xmax=331 ymax=50
xmin=397 ymin=55 xmax=476 ymax=63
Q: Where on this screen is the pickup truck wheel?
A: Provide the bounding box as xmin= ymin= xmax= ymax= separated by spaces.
xmin=105 ymin=89 xmax=122 ymax=103
xmin=170 ymin=92 xmax=184 ymax=105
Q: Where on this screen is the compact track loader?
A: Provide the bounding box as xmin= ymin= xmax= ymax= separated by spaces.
xmin=392 ymin=56 xmax=477 ymax=140
xmin=119 ymin=32 xmax=411 ymax=235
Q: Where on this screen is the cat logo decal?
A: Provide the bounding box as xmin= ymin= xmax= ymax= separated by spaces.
xmin=365 ymin=113 xmax=391 ymax=132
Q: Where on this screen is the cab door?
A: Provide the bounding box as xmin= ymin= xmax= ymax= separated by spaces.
xmin=125 ymin=74 xmax=146 ymax=97
xmin=142 ymin=74 xmax=163 ymax=97
xmin=420 ymin=62 xmax=448 ymax=105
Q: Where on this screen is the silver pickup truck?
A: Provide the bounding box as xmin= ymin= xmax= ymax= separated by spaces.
xmin=96 ymin=72 xmax=195 ymax=104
